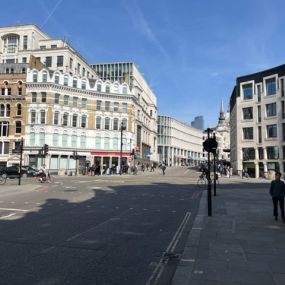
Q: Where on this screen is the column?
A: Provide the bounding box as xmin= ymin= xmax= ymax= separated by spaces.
xmin=255 ymin=148 xmax=259 ymax=178
xmin=263 ymin=147 xmax=268 ymax=179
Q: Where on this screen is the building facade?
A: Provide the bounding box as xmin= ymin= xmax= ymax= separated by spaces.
xmin=0 ymin=63 xmax=27 ymax=167
xmin=230 ymin=64 xmax=285 ymax=178
xmin=157 ymin=115 xmax=204 ymax=166
xmin=91 ymin=62 xmax=158 ymax=162
xmin=0 ymin=24 xmax=158 ymax=172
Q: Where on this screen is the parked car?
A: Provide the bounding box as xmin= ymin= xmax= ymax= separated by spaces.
xmin=0 ymin=165 xmax=37 ymax=178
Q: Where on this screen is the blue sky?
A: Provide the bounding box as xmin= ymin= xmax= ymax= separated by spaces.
xmin=2 ymin=0 xmax=285 ymax=127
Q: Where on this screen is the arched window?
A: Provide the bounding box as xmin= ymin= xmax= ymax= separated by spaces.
xmin=6 ymin=104 xmax=10 ymax=117
xmin=104 ymin=135 xmax=110 ymax=149
xmin=16 ymin=104 xmax=22 ymax=116
xmin=64 ymin=75 xmax=68 ymax=86
xmin=97 ymin=82 xmax=102 ymax=92
xmin=30 ymin=132 xmax=35 ymax=145
xmin=73 ymin=78 xmax=77 ymax=88
xmin=15 ymin=121 xmax=21 ymax=133
xmin=82 ymin=81 xmax=86 ymax=90
xmin=105 ymin=117 xmax=110 ymax=130
xmin=113 ymin=83 xmax=119 ymax=93
xmin=0 ymin=122 xmax=9 ymax=136
xmin=33 ymin=71 xmax=38 ymax=83
xmin=81 ymin=115 xmax=87 ymax=128
xmin=62 ymin=113 xmax=69 ymax=126
xmin=54 ymin=73 xmax=60 ymax=84
xmin=113 ymin=118 xmax=118 ymax=130
xmin=42 ymin=71 xmax=47 ymax=82
xmin=105 ymin=84 xmax=110 ymax=93
xmin=96 ymin=116 xmax=101 ymax=129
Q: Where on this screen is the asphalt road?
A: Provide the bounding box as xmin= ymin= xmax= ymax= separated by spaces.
xmin=0 ymin=167 xmax=203 ymax=285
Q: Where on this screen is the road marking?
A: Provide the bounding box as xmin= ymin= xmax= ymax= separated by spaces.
xmin=146 ymin=212 xmax=191 ymax=285
xmin=0 ymin=213 xmax=16 ymax=219
xmin=0 ymin=207 xmax=29 ymax=212
xmin=184 ymin=169 xmax=190 ymax=174
xmin=40 ymin=246 xmax=55 ymax=254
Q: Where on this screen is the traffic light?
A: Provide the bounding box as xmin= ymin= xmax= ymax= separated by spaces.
xmin=44 ymin=144 xmax=49 ymax=156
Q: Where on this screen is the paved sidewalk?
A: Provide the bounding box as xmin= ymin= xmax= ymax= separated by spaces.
xmin=172 ymin=180 xmax=285 ymax=285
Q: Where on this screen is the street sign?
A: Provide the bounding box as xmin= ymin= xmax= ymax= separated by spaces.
xmin=203 ymin=138 xmax=218 ymax=153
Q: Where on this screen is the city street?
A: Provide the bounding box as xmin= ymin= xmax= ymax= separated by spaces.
xmin=0 ymin=167 xmax=203 ymax=285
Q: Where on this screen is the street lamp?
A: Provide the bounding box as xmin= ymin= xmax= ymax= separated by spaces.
xmin=120 ymin=121 xmax=127 ymax=175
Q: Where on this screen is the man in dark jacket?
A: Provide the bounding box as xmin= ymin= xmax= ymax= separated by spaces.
xmin=269 ymin=171 xmax=285 ymax=222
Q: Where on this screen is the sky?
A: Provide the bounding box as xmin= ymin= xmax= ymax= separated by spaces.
xmin=1 ymin=0 xmax=285 ymax=127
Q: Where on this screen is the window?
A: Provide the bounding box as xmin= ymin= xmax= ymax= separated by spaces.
xmin=42 ymin=71 xmax=47 ymax=82
xmin=283 ymin=123 xmax=285 ymax=141
xmin=45 ymin=56 xmax=52 ymax=67
xmin=64 ymin=95 xmax=69 ymax=106
xmin=281 ymin=78 xmax=285 ymax=97
xmin=73 ymin=78 xmax=77 ymax=88
xmin=0 ymin=142 xmax=9 ymax=154
xmin=122 ymin=86 xmax=128 ymax=94
xmin=69 ymin=58 xmax=73 ymax=69
xmin=31 ymin=110 xmax=36 ymax=124
xmin=96 ymin=117 xmax=101 ymax=129
xmin=77 ymin=63 xmax=81 ymax=74
xmin=97 ymin=84 xmax=102 ymax=92
xmin=0 ymin=104 xmax=4 ymax=117
xmin=105 ymin=101 xmax=110 ymax=112
xmin=72 ymin=114 xmax=78 ymax=127
xmin=266 ymin=78 xmax=276 ymax=96
xmin=105 ymin=117 xmax=110 ymax=130
xmin=55 ymin=93 xmax=60 ymax=104
xmin=62 ymin=113 xmax=69 ymax=126
xmin=22 ymin=57 xmax=27 ymax=63
xmin=51 ymin=44 xmax=57 ymax=49
xmin=243 ymin=127 xmax=253 ymax=140
xmin=40 ymin=132 xmax=45 ymax=145
xmin=282 ymin=101 xmax=285 ymax=119
xmin=81 ymin=98 xmax=87 ymax=109
xmin=113 ymin=118 xmax=118 ymax=130
xmin=62 ymin=133 xmax=68 ymax=147
xmin=266 ymin=103 xmax=276 ymax=117
xmin=33 ymin=71 xmax=38 ymax=82
xmin=64 ymin=76 xmax=68 ymax=86
xmin=122 ymin=103 xmax=127 ymax=113
xmin=57 ymin=56 xmax=64 ymax=67
xmin=114 ymin=102 xmax=119 ymax=112
xmin=113 ymin=136 xmax=118 ymax=150
xmin=71 ymin=135 xmax=77 ymax=148
xmin=122 ymin=118 xmax=127 ymax=130
xmin=40 ymin=110 xmax=46 ymax=124
xmin=96 ymin=100 xmax=102 ymax=111
xmin=242 ymin=107 xmax=253 ymax=120
xmin=5 ymin=35 xmax=18 ymax=53
xmin=0 ymin=121 xmax=9 ymax=137
xmin=30 ymin=132 xmax=35 ymax=145
xmin=106 ymin=85 xmax=110 ymax=93
xmin=18 ymin=88 xmax=22 ymax=95
xmin=53 ymin=133 xmax=59 ymax=146
xmin=81 ymin=115 xmax=87 ymax=128
xmin=82 ymin=67 xmax=85 ymax=77
xmin=242 ymin=147 xmax=255 ymax=160
xmin=54 ymin=111 xmax=59 ymax=125
xmin=104 ymin=136 xmax=110 ymax=149
xmin=40 ymin=45 xmax=46 ymax=50
xmin=23 ymin=35 xmax=28 ymax=50
xmin=95 ymin=136 xmax=101 ymax=149
xmin=16 ymin=104 xmax=22 ymax=116
xmin=15 ymin=121 xmax=21 ymax=133
xmin=267 ymin=124 xmax=277 ymax=138
xmin=55 ymin=73 xmax=60 ymax=84
xmin=242 ymin=83 xmax=253 ymax=100
xmin=80 ymin=136 xmax=86 ymax=148
xmin=82 ymin=81 xmax=86 ymax=90
xmin=41 ymin=92 xmax=47 ymax=103
xmin=71 ymin=97 xmax=78 ymax=108
xmin=267 ymin=146 xmax=279 ymax=159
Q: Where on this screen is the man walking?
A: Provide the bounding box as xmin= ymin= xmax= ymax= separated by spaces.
xmin=269 ymin=171 xmax=285 ymax=222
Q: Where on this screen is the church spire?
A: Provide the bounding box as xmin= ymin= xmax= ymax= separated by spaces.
xmin=218 ymin=98 xmax=225 ymax=123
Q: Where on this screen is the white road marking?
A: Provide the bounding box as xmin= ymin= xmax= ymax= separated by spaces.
xmin=184 ymin=169 xmax=190 ymax=175
xmin=0 ymin=213 xmax=16 ymax=219
xmin=0 ymin=207 xmax=29 ymax=212
xmin=40 ymin=246 xmax=55 ymax=254
xmin=146 ymin=212 xmax=191 ymax=285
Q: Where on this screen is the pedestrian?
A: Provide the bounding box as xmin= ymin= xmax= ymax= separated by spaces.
xmin=161 ymin=162 xmax=166 ymax=175
xmin=269 ymin=171 xmax=285 ymax=222
xmin=151 ymin=162 xmax=155 ymax=172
